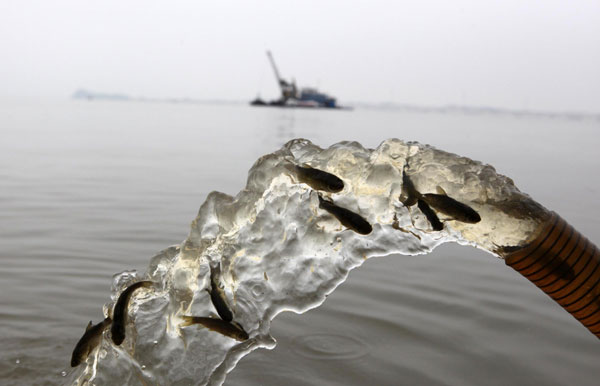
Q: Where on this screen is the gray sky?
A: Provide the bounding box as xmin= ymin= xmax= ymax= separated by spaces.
xmin=1 ymin=0 xmax=599 ymax=111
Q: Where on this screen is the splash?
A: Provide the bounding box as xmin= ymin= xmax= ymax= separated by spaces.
xmin=70 ymin=138 xmax=555 ymax=385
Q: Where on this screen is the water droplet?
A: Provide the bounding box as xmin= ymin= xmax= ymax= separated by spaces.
xmin=153 ymin=340 xmax=158 ymax=345
xmin=61 ymin=371 xmax=67 ymax=377
xmin=141 ymin=365 xmax=146 ymax=370
xmin=15 ymin=359 xmax=20 ymax=364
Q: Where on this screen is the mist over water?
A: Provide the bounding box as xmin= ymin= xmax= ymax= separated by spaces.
xmin=1 ymin=100 xmax=599 ymax=385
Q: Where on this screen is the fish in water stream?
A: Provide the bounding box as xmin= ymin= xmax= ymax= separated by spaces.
xmin=71 ymin=317 xmax=112 ymax=367
xmin=317 ymin=194 xmax=372 ymax=235
xmin=421 ymin=187 xmax=481 ymax=224
xmin=417 ymin=199 xmax=444 ymax=231
xmin=401 ymin=171 xmax=481 ymax=228
xmin=291 ymin=164 xmax=344 ymax=193
xmin=180 ymin=316 xmax=249 ymax=341
xmin=111 ymin=280 xmax=153 ymax=346
xmin=400 ymin=169 xmax=420 ymax=207
xmin=207 ymin=264 xmax=233 ymax=322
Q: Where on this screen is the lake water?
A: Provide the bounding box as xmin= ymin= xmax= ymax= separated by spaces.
xmin=1 ymin=100 xmax=599 ymax=385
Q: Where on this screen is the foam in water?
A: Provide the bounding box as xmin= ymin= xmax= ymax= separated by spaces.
xmin=70 ymin=138 xmax=550 ymax=385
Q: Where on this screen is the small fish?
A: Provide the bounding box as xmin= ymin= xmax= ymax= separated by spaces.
xmin=537 ymin=254 xmax=576 ymax=282
xmin=417 ymin=199 xmax=444 ymax=231
xmin=400 ymin=170 xmax=420 ymax=207
xmin=180 ymin=316 xmax=249 ymax=341
xmin=317 ymin=194 xmax=372 ymax=235
xmin=421 ymin=187 xmax=481 ymax=224
xmin=71 ymin=317 xmax=112 ymax=367
xmin=293 ymin=164 xmax=344 ymax=193
xmin=111 ymin=281 xmax=153 ymax=346
xmin=207 ymin=264 xmax=233 ymax=322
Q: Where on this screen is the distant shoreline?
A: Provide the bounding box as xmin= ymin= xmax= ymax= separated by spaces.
xmin=72 ymin=88 xmax=240 ymax=106
xmin=72 ymin=89 xmax=600 ymax=121
xmin=348 ymin=101 xmax=600 ymax=122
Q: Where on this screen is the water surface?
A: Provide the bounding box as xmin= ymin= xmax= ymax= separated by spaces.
xmin=1 ymin=100 xmax=599 ymax=385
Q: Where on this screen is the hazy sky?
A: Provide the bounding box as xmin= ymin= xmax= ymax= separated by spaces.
xmin=1 ymin=1 xmax=599 ymax=111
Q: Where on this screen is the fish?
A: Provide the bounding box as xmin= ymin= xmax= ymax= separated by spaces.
xmin=180 ymin=316 xmax=249 ymax=342
xmin=317 ymin=194 xmax=372 ymax=235
xmin=71 ymin=317 xmax=112 ymax=367
xmin=417 ymin=199 xmax=444 ymax=231
xmin=110 ymin=280 xmax=153 ymax=346
xmin=536 ymin=254 xmax=576 ymax=282
xmin=400 ymin=173 xmax=478 ymax=229
xmin=495 ymin=245 xmax=575 ymax=282
xmin=421 ymin=187 xmax=481 ymax=224
xmin=207 ymin=264 xmax=233 ymax=322
xmin=292 ymin=164 xmax=344 ymax=193
xmin=400 ymin=170 xmax=420 ymax=207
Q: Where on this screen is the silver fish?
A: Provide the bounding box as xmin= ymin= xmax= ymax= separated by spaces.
xmin=318 ymin=194 xmax=372 ymax=235
xmin=207 ymin=264 xmax=233 ymax=322
xmin=71 ymin=317 xmax=112 ymax=367
xmin=421 ymin=187 xmax=481 ymax=224
xmin=180 ymin=316 xmax=249 ymax=341
xmin=110 ymin=281 xmax=153 ymax=346
xmin=292 ymin=164 xmax=344 ymax=193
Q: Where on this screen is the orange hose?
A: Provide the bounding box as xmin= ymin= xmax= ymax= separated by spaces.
xmin=503 ymin=213 xmax=600 ymax=338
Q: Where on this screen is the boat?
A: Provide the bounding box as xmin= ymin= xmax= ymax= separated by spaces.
xmin=250 ymin=51 xmax=348 ymax=109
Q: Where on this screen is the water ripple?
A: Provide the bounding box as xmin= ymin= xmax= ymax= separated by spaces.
xmin=291 ymin=333 xmax=370 ymax=360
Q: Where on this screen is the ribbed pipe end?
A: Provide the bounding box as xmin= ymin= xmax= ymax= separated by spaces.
xmin=503 ymin=213 xmax=600 ymax=338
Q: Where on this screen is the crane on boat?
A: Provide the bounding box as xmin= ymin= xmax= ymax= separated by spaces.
xmin=251 ymin=51 xmax=341 ymax=109
xmin=266 ymin=50 xmax=297 ymax=102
